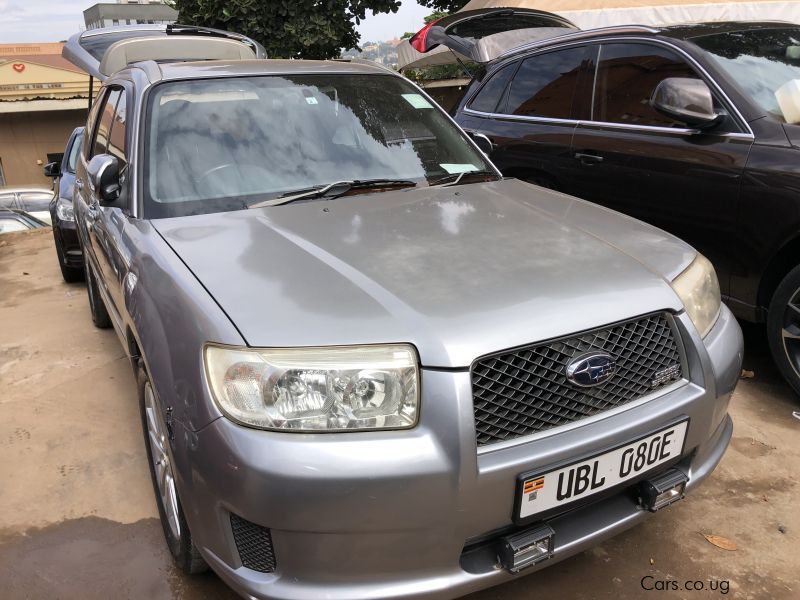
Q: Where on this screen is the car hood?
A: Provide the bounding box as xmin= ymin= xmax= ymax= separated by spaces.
xmin=153 ymin=179 xmax=695 ymax=367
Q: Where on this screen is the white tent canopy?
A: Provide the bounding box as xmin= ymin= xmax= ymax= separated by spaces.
xmin=398 ymin=0 xmax=800 ymax=70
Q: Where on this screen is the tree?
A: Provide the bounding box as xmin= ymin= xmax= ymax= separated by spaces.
xmin=169 ymin=0 xmax=401 ymax=59
xmin=416 ymin=0 xmax=469 ymax=12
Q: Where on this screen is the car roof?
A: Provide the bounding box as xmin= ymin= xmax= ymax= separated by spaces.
xmin=142 ymin=58 xmax=393 ymax=82
xmin=659 ymin=20 xmax=798 ymax=40
xmin=0 ymin=187 xmax=52 ymax=194
xmin=498 ymin=20 xmax=800 ymax=61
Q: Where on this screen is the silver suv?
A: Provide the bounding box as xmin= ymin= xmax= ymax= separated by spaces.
xmin=67 ymin=29 xmax=742 ymax=600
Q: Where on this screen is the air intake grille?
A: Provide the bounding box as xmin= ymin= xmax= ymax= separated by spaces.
xmin=471 ymin=313 xmax=683 ymax=446
xmin=230 ymin=513 xmax=276 ymax=573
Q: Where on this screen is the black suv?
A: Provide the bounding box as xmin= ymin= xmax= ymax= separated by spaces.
xmin=416 ymin=13 xmax=800 ymax=395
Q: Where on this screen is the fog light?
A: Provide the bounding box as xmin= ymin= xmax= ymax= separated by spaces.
xmin=499 ymin=524 xmax=555 ymax=572
xmin=639 ymin=469 xmax=689 ymax=512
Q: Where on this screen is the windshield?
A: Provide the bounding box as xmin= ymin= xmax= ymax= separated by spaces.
xmin=144 ymin=74 xmax=495 ymax=218
xmin=693 ymin=27 xmax=800 ymax=123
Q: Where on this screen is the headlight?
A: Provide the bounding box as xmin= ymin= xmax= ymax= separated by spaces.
xmin=204 ymin=344 xmax=419 ymax=431
xmin=55 ymin=198 xmax=74 ymax=222
xmin=671 ymin=253 xmax=721 ymax=338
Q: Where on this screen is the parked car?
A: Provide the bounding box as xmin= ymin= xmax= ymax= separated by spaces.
xmin=0 ymin=208 xmax=48 ymax=234
xmin=44 ymin=127 xmax=85 ymax=282
xmin=436 ymin=15 xmax=800 ymax=396
xmin=66 ymin=30 xmax=742 ymax=600
xmin=0 ymin=187 xmax=54 ymax=224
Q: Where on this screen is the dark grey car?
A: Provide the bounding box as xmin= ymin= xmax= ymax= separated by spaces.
xmin=69 ymin=35 xmax=742 ymax=600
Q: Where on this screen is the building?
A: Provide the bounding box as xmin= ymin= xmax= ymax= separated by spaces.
xmin=84 ymin=0 xmax=178 ymax=30
xmin=0 ymin=43 xmax=90 ymax=187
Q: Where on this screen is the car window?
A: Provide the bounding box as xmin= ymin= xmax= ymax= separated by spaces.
xmin=504 ymin=46 xmax=587 ymax=118
xmin=107 ymin=91 xmax=127 ymax=169
xmin=469 ymin=62 xmax=517 ymax=113
xmin=593 ymin=43 xmax=700 ymax=128
xmin=145 ymin=74 xmax=497 ymax=218
xmin=84 ymin=90 xmax=107 ymax=157
xmin=0 ymin=217 xmax=28 ymax=233
xmin=0 ymin=192 xmax=16 ymax=208
xmin=66 ymin=133 xmax=83 ymax=173
xmin=91 ymin=88 xmax=122 ymax=158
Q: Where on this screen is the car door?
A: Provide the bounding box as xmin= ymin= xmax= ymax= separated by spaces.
xmin=86 ymin=85 xmax=131 ymax=321
xmin=77 ymin=86 xmax=122 ymax=311
xmin=569 ymin=41 xmax=753 ymax=297
xmin=458 ymin=44 xmax=593 ymax=189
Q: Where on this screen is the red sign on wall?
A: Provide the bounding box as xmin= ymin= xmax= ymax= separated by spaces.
xmin=12 ymin=63 xmax=25 ymax=73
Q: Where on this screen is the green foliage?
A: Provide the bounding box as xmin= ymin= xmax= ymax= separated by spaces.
xmin=417 ymin=0 xmax=468 ymax=12
xmin=169 ymin=0 xmax=400 ymax=59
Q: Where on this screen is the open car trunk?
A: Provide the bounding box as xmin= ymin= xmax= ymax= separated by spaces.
xmin=62 ymin=23 xmax=267 ymax=81
xmin=398 ymin=8 xmax=577 ymax=71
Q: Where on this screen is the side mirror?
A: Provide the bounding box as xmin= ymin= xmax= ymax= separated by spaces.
xmin=86 ymin=154 xmax=121 ymax=204
xmin=470 ymin=132 xmax=494 ymax=155
xmin=43 ymin=162 xmax=60 ymax=178
xmin=651 ymin=78 xmax=723 ymax=130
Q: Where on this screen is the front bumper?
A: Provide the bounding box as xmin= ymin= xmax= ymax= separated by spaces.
xmin=52 ymin=217 xmax=82 ymax=268
xmin=174 ymin=307 xmax=742 ymax=600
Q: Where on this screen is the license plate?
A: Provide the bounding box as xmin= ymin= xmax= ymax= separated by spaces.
xmin=516 ymin=420 xmax=688 ymax=521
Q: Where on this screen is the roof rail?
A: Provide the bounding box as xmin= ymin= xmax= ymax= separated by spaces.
xmin=130 ymin=59 xmax=163 ymax=83
xmin=500 ymin=25 xmax=661 ymax=59
xmin=335 ymin=57 xmax=397 ymax=74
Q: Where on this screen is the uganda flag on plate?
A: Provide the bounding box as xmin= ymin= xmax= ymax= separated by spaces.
xmin=523 ymin=476 xmax=545 ymax=495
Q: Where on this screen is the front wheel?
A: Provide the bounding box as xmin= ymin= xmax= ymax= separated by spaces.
xmin=138 ymin=367 xmax=208 ymax=575
xmin=767 ymin=264 xmax=800 ymax=398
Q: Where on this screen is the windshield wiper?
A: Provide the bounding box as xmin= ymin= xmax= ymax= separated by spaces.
xmin=428 ymin=169 xmax=498 ymax=187
xmin=248 ymin=179 xmax=416 ymax=209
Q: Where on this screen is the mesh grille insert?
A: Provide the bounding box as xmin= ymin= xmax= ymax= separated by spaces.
xmin=471 ymin=313 xmax=683 ymax=446
xmin=230 ymin=513 xmax=276 ymax=573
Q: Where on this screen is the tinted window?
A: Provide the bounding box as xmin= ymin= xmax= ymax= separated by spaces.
xmin=448 ymin=13 xmax=573 ymax=39
xmin=92 ymin=88 xmax=121 ymax=158
xmin=83 ymin=90 xmax=106 ymax=156
xmin=593 ymin=43 xmax=699 ymax=127
xmin=145 ymin=74 xmax=496 ymax=218
xmin=0 ymin=193 xmax=15 ymax=208
xmin=469 ymin=62 xmax=517 ymax=113
xmin=693 ymin=27 xmax=800 ymax=123
xmin=505 ymin=47 xmax=586 ymax=118
xmin=107 ymin=92 xmax=127 ymax=168
xmin=66 ymin=133 xmax=83 ymax=173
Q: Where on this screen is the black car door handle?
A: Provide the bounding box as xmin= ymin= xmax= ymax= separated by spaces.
xmin=574 ymin=153 xmax=604 ymax=165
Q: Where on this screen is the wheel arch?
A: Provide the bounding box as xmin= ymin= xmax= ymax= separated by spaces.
xmin=757 ymin=235 xmax=800 ymax=313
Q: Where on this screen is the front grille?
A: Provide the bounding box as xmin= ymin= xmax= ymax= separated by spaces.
xmin=230 ymin=513 xmax=276 ymax=573
xmin=471 ymin=313 xmax=683 ymax=446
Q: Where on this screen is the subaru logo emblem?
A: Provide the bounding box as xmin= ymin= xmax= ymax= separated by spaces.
xmin=565 ymin=352 xmax=617 ymax=387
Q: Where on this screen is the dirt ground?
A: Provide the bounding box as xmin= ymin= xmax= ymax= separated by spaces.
xmin=0 ymin=229 xmax=798 ymax=600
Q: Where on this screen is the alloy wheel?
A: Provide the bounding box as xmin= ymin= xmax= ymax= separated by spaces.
xmin=780 ymin=288 xmax=800 ymax=380
xmin=144 ymin=381 xmax=181 ymax=539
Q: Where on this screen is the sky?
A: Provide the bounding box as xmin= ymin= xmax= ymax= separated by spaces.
xmin=0 ymin=1 xmax=431 ymax=44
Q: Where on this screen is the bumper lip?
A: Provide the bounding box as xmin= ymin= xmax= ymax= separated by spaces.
xmin=199 ymin=415 xmax=734 ymax=600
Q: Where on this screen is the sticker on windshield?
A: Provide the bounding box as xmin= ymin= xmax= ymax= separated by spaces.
xmin=440 ymin=163 xmax=479 ymax=174
xmin=402 ymin=94 xmax=434 ymax=109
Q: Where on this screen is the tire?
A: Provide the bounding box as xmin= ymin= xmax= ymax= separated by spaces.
xmin=767 ymin=264 xmax=800 ymax=398
xmin=138 ymin=366 xmax=208 ymax=575
xmin=53 ymin=230 xmax=84 ymax=283
xmin=84 ymin=254 xmax=111 ymax=329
